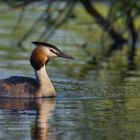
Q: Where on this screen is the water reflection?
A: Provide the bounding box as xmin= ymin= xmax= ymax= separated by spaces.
xmin=32 ymin=99 xmax=56 ymax=140
xmin=0 ymin=98 xmax=56 ymax=140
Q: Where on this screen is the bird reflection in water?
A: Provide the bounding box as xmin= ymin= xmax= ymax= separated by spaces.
xmin=0 ymin=98 xmax=56 ymax=140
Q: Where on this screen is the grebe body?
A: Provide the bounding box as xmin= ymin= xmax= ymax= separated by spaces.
xmin=0 ymin=41 xmax=74 ymax=98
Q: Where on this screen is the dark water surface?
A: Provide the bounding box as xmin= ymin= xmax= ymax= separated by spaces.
xmin=0 ymin=2 xmax=140 ymax=140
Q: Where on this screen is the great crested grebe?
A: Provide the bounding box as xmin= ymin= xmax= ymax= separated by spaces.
xmin=0 ymin=41 xmax=74 ymax=98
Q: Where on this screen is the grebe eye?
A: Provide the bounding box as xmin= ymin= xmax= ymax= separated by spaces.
xmin=50 ymin=49 xmax=54 ymax=53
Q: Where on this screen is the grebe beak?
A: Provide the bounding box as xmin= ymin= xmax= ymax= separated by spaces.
xmin=57 ymin=51 xmax=75 ymax=60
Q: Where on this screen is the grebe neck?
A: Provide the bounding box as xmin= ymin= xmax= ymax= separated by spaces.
xmin=35 ymin=65 xmax=56 ymax=97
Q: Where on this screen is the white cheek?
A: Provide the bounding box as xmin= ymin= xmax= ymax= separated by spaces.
xmin=47 ymin=51 xmax=57 ymax=58
xmin=44 ymin=49 xmax=56 ymax=58
xmin=43 ymin=47 xmax=58 ymax=58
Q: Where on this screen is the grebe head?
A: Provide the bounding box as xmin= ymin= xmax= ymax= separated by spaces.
xmin=30 ymin=41 xmax=75 ymax=70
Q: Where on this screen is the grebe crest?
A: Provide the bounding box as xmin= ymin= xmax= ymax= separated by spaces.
xmin=0 ymin=41 xmax=75 ymax=98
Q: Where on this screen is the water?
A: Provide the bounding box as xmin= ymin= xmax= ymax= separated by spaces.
xmin=0 ymin=2 xmax=140 ymax=140
xmin=0 ymin=46 xmax=140 ymax=140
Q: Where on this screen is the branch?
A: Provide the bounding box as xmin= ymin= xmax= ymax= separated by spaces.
xmin=38 ymin=1 xmax=75 ymax=40
xmin=17 ymin=1 xmax=53 ymax=48
xmin=122 ymin=0 xmax=138 ymax=69
xmin=80 ymin=0 xmax=127 ymax=44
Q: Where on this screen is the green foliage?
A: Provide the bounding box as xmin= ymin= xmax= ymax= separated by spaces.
xmin=106 ymin=49 xmax=128 ymax=73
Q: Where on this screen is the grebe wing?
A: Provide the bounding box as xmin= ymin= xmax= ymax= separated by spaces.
xmin=0 ymin=76 xmax=39 ymax=98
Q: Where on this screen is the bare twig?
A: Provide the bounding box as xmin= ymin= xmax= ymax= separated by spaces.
xmin=38 ymin=1 xmax=76 ymax=41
